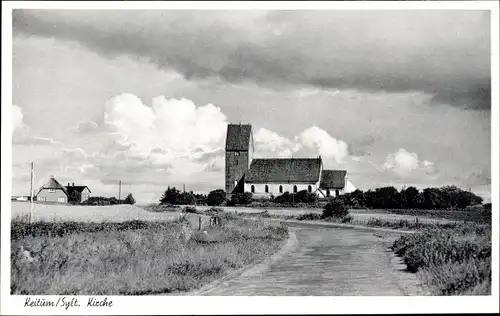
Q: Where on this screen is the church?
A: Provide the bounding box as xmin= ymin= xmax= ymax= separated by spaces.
xmin=225 ymin=123 xmax=356 ymax=199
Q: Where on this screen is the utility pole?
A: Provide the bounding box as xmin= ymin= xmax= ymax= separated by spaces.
xmin=183 ymin=184 xmax=186 ymax=193
xmin=118 ymin=180 xmax=122 ymax=203
xmin=29 ymin=162 xmax=34 ymax=224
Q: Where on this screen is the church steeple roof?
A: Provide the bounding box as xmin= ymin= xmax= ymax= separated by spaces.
xmin=225 ymin=124 xmax=252 ymax=151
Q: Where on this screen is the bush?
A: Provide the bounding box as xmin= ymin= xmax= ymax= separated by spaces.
xmin=391 ymin=224 xmax=491 ymax=295
xmin=204 ymin=207 xmax=224 ymax=216
xmin=159 ymin=187 xmax=206 ymax=205
xmin=230 ymin=192 xmax=253 ymax=205
xmin=294 ymin=190 xmax=317 ymax=203
xmin=182 ymin=206 xmax=198 ymax=214
xmin=322 ymin=199 xmax=348 ymax=219
xmin=207 ymin=189 xmax=226 ymax=206
xmin=273 ymin=190 xmax=317 ymax=204
xmin=124 ymin=193 xmax=136 ymax=205
xmin=81 ymin=196 xmax=119 ymax=206
xmin=341 ymin=214 xmax=353 ymax=223
xmin=295 ymin=213 xmax=322 ymax=221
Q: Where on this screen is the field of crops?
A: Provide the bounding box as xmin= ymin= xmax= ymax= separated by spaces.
xmin=11 ymin=202 xmax=182 ymax=223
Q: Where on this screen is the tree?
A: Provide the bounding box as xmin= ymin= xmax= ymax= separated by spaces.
xmin=400 ymin=186 xmax=423 ymax=209
xmin=68 ymin=190 xmax=82 ymax=205
xmin=160 ymin=187 xmax=182 ymax=205
xmin=349 ymin=189 xmax=366 ymax=208
xmin=207 ymin=189 xmax=226 ymax=206
xmin=124 ymin=193 xmax=136 ymax=205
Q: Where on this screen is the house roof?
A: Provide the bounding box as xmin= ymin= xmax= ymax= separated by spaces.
xmin=225 ymin=124 xmax=252 ymax=151
xmin=66 ymin=186 xmax=91 ymax=196
xmin=37 ymin=176 xmax=68 ymax=196
xmin=246 ymin=158 xmax=322 ymax=183
xmin=320 ymin=170 xmax=347 ymax=189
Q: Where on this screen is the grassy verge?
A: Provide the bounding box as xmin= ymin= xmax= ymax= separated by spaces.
xmin=391 ymin=224 xmax=491 ymax=295
xmin=11 ymin=216 xmax=288 ymax=295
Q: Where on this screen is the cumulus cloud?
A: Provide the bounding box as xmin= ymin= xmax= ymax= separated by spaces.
xmin=90 ymin=93 xmax=229 ymax=185
xmin=254 ymin=128 xmax=299 ymax=158
xmin=253 ymin=126 xmax=349 ymax=166
xmin=298 ymin=126 xmax=349 ymax=164
xmin=103 ymin=94 xmax=227 ymax=156
xmin=382 ymin=148 xmax=436 ymax=177
xmin=13 ymin=10 xmax=490 ymax=110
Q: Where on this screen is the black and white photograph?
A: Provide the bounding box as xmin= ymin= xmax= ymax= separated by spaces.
xmin=1 ymin=1 xmax=499 ymax=315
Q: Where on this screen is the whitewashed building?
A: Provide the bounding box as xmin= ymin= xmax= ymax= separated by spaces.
xmin=225 ymin=123 xmax=356 ymax=199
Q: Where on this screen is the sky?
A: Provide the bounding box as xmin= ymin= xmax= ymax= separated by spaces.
xmin=10 ymin=9 xmax=492 ymax=203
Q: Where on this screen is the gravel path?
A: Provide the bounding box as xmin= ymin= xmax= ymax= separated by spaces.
xmin=199 ymin=222 xmax=423 ymax=296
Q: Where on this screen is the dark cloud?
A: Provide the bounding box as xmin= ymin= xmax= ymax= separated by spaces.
xmin=13 ymin=10 xmax=491 ymax=110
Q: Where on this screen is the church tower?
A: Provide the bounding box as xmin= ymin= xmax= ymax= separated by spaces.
xmin=225 ymin=123 xmax=254 ymax=199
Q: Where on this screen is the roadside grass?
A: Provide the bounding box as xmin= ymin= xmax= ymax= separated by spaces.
xmin=141 ymin=204 xmax=181 ymax=212
xmin=391 ymin=224 xmax=491 ymax=295
xmin=11 ymin=216 xmax=288 ymax=295
xmin=364 ymin=208 xmax=491 ymax=224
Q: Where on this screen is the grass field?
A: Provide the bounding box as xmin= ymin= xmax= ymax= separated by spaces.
xmin=190 ymin=205 xmax=477 ymax=224
xmin=11 ymin=201 xmax=182 ymax=223
xmin=391 ymin=224 xmax=491 ymax=295
xmin=11 ymin=215 xmax=288 ymax=295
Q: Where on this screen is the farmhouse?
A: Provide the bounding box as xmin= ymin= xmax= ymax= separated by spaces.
xmin=225 ymin=124 xmax=356 ymax=199
xmin=36 ymin=175 xmax=91 ymax=203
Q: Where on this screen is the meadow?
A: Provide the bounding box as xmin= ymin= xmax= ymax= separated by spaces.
xmin=11 ymin=209 xmax=288 ymax=295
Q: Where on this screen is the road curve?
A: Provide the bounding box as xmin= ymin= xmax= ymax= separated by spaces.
xmin=200 ymin=222 xmax=423 ymax=296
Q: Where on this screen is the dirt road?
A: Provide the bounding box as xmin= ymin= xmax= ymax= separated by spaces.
xmin=198 ymin=222 xmax=424 ymax=296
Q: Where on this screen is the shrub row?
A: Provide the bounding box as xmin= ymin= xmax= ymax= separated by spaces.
xmin=391 ymin=224 xmax=491 ymax=295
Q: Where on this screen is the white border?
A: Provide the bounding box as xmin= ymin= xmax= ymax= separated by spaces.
xmin=2 ymin=1 xmax=499 ymax=315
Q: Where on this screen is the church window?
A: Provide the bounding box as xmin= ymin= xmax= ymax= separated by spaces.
xmin=265 ymin=185 xmax=269 ymax=193
xmin=308 ymin=185 xmax=312 ymax=193
xmin=251 ymin=185 xmax=255 ymax=193
xmin=279 ymin=185 xmax=283 ymax=193
xmin=293 ymin=185 xmax=298 ymax=193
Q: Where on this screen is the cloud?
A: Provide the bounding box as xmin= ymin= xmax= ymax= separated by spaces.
xmin=382 ymin=148 xmax=436 ymax=178
xmin=12 ymin=105 xmax=63 ymax=146
xmin=254 ymin=128 xmax=299 ymax=158
xmin=349 ymin=135 xmax=376 ymax=156
xmin=73 ymin=119 xmax=98 ymax=133
xmin=13 ymin=10 xmax=490 ymax=110
xmin=88 ymin=93 xmax=229 ymax=186
xmin=461 ymin=168 xmax=491 ymax=187
xmin=298 ymin=126 xmax=349 ymax=164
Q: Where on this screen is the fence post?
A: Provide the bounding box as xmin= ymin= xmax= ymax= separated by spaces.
xmin=198 ymin=216 xmax=202 ymax=231
xmin=415 ymin=216 xmax=419 ymax=227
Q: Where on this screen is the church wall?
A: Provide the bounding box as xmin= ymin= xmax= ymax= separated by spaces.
xmin=244 ymin=182 xmax=322 ymax=197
